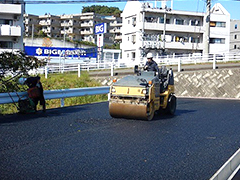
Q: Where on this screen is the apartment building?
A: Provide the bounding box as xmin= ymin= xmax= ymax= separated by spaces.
xmin=24 ymin=12 xmax=118 ymax=46
xmin=39 ymin=14 xmax=61 ymax=38
xmin=230 ymin=19 xmax=240 ymax=53
xmin=106 ymin=16 xmax=122 ymax=43
xmin=121 ymin=1 xmax=230 ymax=64
xmin=60 ymin=14 xmax=81 ymax=41
xmin=79 ymin=12 xmax=114 ymax=45
xmin=24 ymin=14 xmax=39 ymax=37
xmin=0 ymin=0 xmax=24 ymax=53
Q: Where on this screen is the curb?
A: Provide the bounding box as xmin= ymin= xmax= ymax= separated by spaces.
xmin=210 ymin=148 xmax=240 ymax=180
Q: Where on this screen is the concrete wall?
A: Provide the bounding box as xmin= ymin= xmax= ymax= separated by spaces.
xmin=24 ymin=37 xmax=94 ymax=48
xmin=174 ymin=68 xmax=240 ymax=99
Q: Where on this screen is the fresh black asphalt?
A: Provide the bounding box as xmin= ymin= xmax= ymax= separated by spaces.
xmin=0 ymin=98 xmax=240 ymax=180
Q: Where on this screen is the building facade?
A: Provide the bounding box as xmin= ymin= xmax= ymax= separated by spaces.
xmin=24 ymin=14 xmax=39 ymax=37
xmin=120 ymin=1 xmax=230 ymax=64
xmin=0 ymin=0 xmax=24 ymax=53
xmin=39 ymin=14 xmax=61 ymax=38
xmin=230 ymin=19 xmax=240 ymax=53
xmin=24 ymin=12 xmax=121 ymax=47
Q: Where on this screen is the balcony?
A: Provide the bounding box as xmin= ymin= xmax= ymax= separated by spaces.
xmin=0 ymin=4 xmax=21 ymax=15
xmin=80 ymin=16 xmax=94 ymax=20
xmin=144 ymin=22 xmax=204 ymax=33
xmin=81 ymin=22 xmax=93 ymax=27
xmin=109 ymin=28 xmax=121 ymax=34
xmin=165 ymin=42 xmax=203 ymax=50
xmin=81 ymin=30 xmax=93 ymax=35
xmin=110 ymin=22 xmax=122 ymax=27
xmin=143 ymin=40 xmax=163 ymax=49
xmin=115 ymin=35 xmax=122 ymax=40
xmin=0 ymin=25 xmax=21 ymax=36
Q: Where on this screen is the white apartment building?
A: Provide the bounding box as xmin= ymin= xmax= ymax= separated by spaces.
xmin=0 ymin=0 xmax=24 ymax=53
xmin=107 ymin=16 xmax=122 ymax=43
xmin=24 ymin=14 xmax=39 ymax=37
xmin=24 ymin=12 xmax=118 ymax=46
xmin=230 ymin=19 xmax=240 ymax=53
xmin=209 ymin=3 xmax=230 ymax=55
xmin=121 ymin=1 xmax=230 ymax=64
xmin=39 ymin=14 xmax=61 ymax=38
xmin=60 ymin=14 xmax=81 ymax=41
xmin=79 ymin=12 xmax=113 ymax=45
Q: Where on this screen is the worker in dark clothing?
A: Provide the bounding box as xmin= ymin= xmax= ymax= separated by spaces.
xmin=25 ymin=76 xmax=46 ymax=112
xmin=144 ymin=52 xmax=159 ymax=73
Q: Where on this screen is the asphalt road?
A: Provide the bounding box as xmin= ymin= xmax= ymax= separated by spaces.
xmin=0 ymin=98 xmax=240 ymax=180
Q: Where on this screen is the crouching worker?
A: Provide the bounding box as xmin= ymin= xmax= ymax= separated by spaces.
xmin=25 ymin=76 xmax=46 ymax=112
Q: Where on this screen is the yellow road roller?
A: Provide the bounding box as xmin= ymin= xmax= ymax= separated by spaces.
xmin=109 ymin=66 xmax=176 ymax=120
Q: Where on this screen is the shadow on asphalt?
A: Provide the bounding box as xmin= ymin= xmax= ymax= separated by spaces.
xmin=152 ymin=109 xmax=197 ymax=121
xmin=0 ymin=104 xmax=93 ymax=125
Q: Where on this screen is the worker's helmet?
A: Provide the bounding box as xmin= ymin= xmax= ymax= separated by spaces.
xmin=147 ymin=52 xmax=153 ymax=59
xmin=18 ymin=77 xmax=27 ymax=85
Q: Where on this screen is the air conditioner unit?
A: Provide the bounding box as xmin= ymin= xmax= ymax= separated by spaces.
xmin=12 ymin=38 xmax=18 ymax=43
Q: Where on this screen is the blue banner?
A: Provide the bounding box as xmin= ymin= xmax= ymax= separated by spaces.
xmin=24 ymin=46 xmax=97 ymax=58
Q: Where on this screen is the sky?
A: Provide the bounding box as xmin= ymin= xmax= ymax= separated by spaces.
xmin=25 ymin=0 xmax=240 ymax=20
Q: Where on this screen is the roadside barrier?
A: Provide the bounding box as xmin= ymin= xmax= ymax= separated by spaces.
xmin=0 ymin=86 xmax=110 ymax=107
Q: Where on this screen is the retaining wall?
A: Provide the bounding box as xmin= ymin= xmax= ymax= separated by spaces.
xmin=174 ymin=68 xmax=240 ymax=99
xmin=98 ymin=68 xmax=240 ymax=99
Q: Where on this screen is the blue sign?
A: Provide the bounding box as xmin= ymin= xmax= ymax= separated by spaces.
xmin=95 ymin=23 xmax=106 ymax=34
xmin=24 ymin=46 xmax=97 ymax=58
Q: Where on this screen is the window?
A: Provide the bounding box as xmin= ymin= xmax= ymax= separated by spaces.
xmin=132 ymin=17 xmax=136 ymax=26
xmin=132 ymin=34 xmax=136 ymax=44
xmin=235 ymin=35 xmax=237 ymax=39
xmin=191 ymin=20 xmax=199 ymax=26
xmin=210 ymin=21 xmax=226 ymax=28
xmin=234 ymin=45 xmax=237 ymax=49
xmin=210 ymin=38 xmax=225 ymax=44
xmin=0 ymin=41 xmax=13 ymax=49
xmin=0 ymin=19 xmax=13 ymax=25
xmin=159 ymin=17 xmax=170 ymax=24
xmin=176 ymin=19 xmax=184 ymax=25
xmin=235 ymin=24 xmax=237 ymax=29
xmin=132 ymin=52 xmax=136 ymax=59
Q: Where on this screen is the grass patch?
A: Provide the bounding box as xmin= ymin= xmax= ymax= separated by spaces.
xmin=0 ymin=72 xmax=108 ymax=115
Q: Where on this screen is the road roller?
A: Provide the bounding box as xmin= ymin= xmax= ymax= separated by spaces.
xmin=109 ymin=66 xmax=177 ymax=120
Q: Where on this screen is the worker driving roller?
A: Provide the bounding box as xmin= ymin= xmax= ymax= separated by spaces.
xmin=109 ymin=51 xmax=177 ymax=121
xmin=144 ymin=52 xmax=159 ymax=73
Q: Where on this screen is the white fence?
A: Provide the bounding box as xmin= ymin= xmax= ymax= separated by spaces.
xmin=31 ymin=52 xmax=240 ymax=78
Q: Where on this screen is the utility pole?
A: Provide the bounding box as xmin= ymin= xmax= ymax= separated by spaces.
xmin=204 ymin=0 xmax=211 ymax=56
xmin=163 ymin=5 xmax=171 ymax=55
xmin=31 ymin=24 xmax=34 ymax=46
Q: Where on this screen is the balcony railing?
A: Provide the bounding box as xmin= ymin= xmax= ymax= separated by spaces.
xmin=0 ymin=25 xmax=21 ymax=36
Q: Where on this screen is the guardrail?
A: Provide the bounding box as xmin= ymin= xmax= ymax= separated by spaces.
xmin=210 ymin=148 xmax=240 ymax=180
xmin=0 ymin=86 xmax=110 ymax=107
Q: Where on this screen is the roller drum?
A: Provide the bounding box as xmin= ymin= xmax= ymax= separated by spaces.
xmin=109 ymin=102 xmax=150 ymax=120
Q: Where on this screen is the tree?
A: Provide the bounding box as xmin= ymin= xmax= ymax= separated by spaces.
xmin=82 ymin=5 xmax=122 ymax=16
xmin=0 ymin=51 xmax=46 ymax=92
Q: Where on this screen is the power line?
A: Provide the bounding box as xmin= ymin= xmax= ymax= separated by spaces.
xmin=2 ymin=0 xmax=172 ymax=4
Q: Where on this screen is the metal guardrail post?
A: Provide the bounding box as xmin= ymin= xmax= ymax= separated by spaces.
xmin=213 ymin=54 xmax=216 ymax=70
xmin=178 ymin=58 xmax=181 ymax=72
xmin=78 ymin=64 xmax=81 ymax=78
xmin=111 ymin=63 xmax=114 ymax=76
xmin=61 ymin=98 xmax=65 ymax=107
xmin=45 ymin=66 xmax=48 ymax=79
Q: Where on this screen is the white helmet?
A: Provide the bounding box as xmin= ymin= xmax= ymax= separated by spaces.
xmin=18 ymin=77 xmax=27 ymax=85
xmin=147 ymin=52 xmax=153 ymax=59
